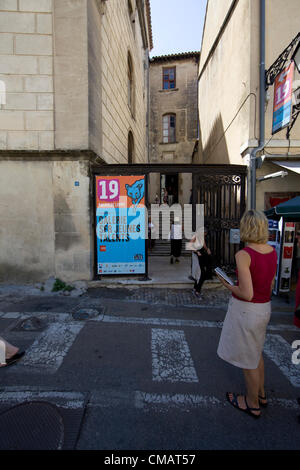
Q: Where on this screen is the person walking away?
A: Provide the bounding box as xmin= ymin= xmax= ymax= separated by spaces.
xmin=169 ymin=216 xmax=182 ymax=264
xmin=190 ymin=227 xmax=213 ymax=298
xmin=216 ymin=210 xmax=277 ymax=419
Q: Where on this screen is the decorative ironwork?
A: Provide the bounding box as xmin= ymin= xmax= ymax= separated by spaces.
xmin=195 ymin=170 xmax=246 ymax=272
xmin=265 ymin=32 xmax=300 ymax=88
xmin=287 ymin=101 xmax=300 ymax=139
xmin=265 ymin=32 xmax=300 ymax=140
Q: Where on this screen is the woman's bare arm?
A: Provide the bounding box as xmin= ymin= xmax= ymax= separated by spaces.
xmin=217 ymin=250 xmax=253 ymax=301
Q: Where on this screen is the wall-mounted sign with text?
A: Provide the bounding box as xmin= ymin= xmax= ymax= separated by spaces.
xmin=272 ymin=62 xmax=294 ymax=135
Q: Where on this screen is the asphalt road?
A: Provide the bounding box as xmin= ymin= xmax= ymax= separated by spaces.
xmin=0 ymin=286 xmax=300 ymax=452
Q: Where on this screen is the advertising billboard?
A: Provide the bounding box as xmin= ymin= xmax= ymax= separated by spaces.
xmin=95 ymin=175 xmax=146 ymax=275
xmin=268 ymin=219 xmax=295 ymax=294
xmin=272 ymin=62 xmax=294 ymax=135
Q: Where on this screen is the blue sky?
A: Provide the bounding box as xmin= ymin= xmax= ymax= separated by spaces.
xmin=149 ymin=0 xmax=207 ymax=57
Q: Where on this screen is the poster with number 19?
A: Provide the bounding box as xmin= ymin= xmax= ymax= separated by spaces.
xmin=95 ymin=175 xmax=146 ymax=275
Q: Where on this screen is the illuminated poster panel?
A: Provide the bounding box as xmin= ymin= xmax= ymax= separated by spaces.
xmin=95 ymin=175 xmax=146 ymax=275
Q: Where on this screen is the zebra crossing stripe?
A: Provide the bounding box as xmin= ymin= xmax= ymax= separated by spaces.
xmin=0 ymin=389 xmax=86 ymax=409
xmin=134 ymin=391 xmax=300 ymax=411
xmin=151 ymin=328 xmax=198 ymax=383
xmin=264 ymin=334 xmax=300 ymax=387
xmin=16 ymin=322 xmax=84 ymax=374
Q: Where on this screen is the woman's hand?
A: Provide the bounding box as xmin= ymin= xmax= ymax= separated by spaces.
xmin=216 ymin=274 xmax=232 ymax=289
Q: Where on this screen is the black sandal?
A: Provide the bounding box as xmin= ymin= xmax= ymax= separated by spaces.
xmin=226 ymin=392 xmax=261 ymax=419
xmin=258 ymin=394 xmax=268 ymax=408
xmin=4 ymin=351 xmax=25 ymax=367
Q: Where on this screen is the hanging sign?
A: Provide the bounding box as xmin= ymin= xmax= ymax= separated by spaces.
xmin=272 ymin=62 xmax=294 ymax=135
xmin=95 ymin=175 xmax=146 ymax=275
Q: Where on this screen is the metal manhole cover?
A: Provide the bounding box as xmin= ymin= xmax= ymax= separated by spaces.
xmin=13 ymin=316 xmax=46 ymax=331
xmin=72 ymin=308 xmax=101 ymax=320
xmin=0 ymin=402 xmax=64 ymax=450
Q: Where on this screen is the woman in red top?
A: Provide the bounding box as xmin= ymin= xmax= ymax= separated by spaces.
xmin=217 ymin=210 xmax=277 ymax=419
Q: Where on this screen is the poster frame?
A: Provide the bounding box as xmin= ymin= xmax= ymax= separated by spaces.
xmin=93 ymin=174 xmax=148 ymax=279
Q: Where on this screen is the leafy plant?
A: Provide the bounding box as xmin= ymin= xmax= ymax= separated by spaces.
xmin=52 ymin=278 xmax=75 ymax=292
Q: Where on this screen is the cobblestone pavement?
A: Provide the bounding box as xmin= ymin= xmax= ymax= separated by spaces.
xmin=115 ymin=286 xmax=231 ymax=308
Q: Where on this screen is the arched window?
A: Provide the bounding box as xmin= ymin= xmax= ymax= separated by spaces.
xmin=128 ymin=52 xmax=135 ymax=117
xmin=128 ymin=130 xmax=134 ymax=164
xmin=162 ymin=114 xmax=176 ymax=143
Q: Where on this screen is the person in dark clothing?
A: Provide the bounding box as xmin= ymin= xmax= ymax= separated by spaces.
xmin=192 ymin=228 xmax=213 ymax=297
xmin=169 ymin=216 xmax=182 ymax=264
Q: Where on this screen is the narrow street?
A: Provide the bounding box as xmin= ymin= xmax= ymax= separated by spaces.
xmin=0 ymin=285 xmax=299 ymax=451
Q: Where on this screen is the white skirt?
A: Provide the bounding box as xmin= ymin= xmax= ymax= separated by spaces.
xmin=217 ymin=296 xmax=271 ymax=369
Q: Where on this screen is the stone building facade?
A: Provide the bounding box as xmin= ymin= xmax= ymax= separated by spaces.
xmin=0 ymin=0 xmax=152 ymax=282
xmin=148 ymin=52 xmax=199 ymax=206
xmin=198 ymin=0 xmax=300 ymax=210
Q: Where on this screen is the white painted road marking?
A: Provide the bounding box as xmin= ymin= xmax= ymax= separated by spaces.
xmin=0 ymin=389 xmax=86 ymax=409
xmin=151 ymin=328 xmax=198 ymax=383
xmin=16 ymin=322 xmax=84 ymax=374
xmin=264 ymin=334 xmax=300 ymax=387
xmin=96 ymin=313 xmax=298 ymax=332
xmin=1 ymin=311 xmax=298 ymax=331
xmin=0 ymin=388 xmax=298 ymax=412
xmin=135 ymin=391 xmax=221 ymax=409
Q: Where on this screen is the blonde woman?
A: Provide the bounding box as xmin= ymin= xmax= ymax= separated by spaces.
xmin=217 ymin=210 xmax=277 ymax=419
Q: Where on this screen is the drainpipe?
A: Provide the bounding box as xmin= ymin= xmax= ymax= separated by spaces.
xmin=146 ymin=48 xmax=150 ymax=163
xmin=250 ymin=0 xmax=265 ymax=209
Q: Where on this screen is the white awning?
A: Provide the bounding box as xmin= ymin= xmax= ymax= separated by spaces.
xmin=272 ymin=161 xmax=300 ymax=175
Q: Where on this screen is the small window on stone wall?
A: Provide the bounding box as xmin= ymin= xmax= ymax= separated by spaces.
xmin=163 ymin=67 xmax=176 ymax=89
xmin=162 ymin=114 xmax=176 ymax=143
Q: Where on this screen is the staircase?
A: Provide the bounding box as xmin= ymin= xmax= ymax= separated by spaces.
xmin=148 ymin=238 xmax=190 ymax=257
xmin=148 ymin=203 xmax=192 ymax=256
xmin=148 ymin=205 xmax=193 ymax=257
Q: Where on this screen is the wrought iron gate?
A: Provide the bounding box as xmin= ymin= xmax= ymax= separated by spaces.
xmin=193 ymin=167 xmax=247 ymax=272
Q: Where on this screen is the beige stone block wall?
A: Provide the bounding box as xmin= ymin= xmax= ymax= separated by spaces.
xmin=87 ymin=0 xmax=103 ymax=158
xmin=199 ymin=0 xmax=300 ymax=164
xmin=150 ymin=57 xmax=199 ymax=164
xmin=198 ymin=0 xmax=252 ymax=165
xmin=0 ymin=0 xmax=54 ymax=150
xmin=100 ymin=0 xmax=148 ymax=164
xmin=53 ymin=0 xmax=89 ymax=150
xmin=199 ymin=0 xmax=233 ymax=72
xmin=0 ymin=158 xmax=92 ymax=282
xmin=0 ymin=160 xmax=55 ymax=282
xmin=52 ymin=160 xmax=92 ymax=281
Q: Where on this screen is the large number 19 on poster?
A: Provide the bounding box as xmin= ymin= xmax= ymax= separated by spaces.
xmin=95 ymin=175 xmax=146 ymax=275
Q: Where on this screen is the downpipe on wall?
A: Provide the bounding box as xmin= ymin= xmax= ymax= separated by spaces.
xmin=250 ymin=0 xmax=266 ymax=209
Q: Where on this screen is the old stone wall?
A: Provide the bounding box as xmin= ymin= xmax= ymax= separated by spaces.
xmin=149 ymin=56 xmax=199 ymax=164
xmin=0 ymin=156 xmax=92 ymax=283
xmin=0 ymin=0 xmax=54 ymax=150
xmin=100 ymin=0 xmax=148 ymax=164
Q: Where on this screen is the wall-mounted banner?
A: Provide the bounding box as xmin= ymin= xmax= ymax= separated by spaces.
xmin=272 ymin=62 xmax=294 ymax=135
xmin=95 ymin=175 xmax=146 ymax=275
